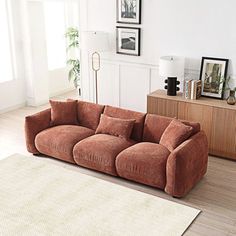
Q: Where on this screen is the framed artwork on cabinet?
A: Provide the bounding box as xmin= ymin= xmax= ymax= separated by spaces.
xmin=199 ymin=57 xmax=229 ymax=99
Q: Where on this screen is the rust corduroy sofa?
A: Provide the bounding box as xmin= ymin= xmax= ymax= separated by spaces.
xmin=25 ymin=100 xmax=208 ymax=197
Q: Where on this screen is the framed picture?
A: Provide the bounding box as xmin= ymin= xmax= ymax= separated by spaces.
xmin=199 ymin=57 xmax=229 ymax=99
xmin=116 ymin=27 xmax=140 ymax=56
xmin=117 ymin=0 xmax=141 ymax=24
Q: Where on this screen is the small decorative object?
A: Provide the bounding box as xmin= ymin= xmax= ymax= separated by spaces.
xmin=190 ymin=80 xmax=201 ymax=100
xmin=65 ymin=27 xmax=80 ymax=94
xmin=82 ymin=31 xmax=110 ymax=104
xmin=196 ymin=80 xmax=202 ymax=99
xmin=116 ymin=27 xmax=140 ymax=56
xmin=184 ymin=79 xmax=192 ymax=99
xmin=223 ymin=76 xmax=236 ymax=105
xmin=117 ymin=0 xmax=141 ymax=24
xmin=199 ymin=57 xmax=229 ymax=99
xmin=159 ymin=56 xmax=185 ymax=96
xmin=226 ymin=90 xmax=236 ymax=105
xmin=164 ymin=78 xmax=180 ymax=96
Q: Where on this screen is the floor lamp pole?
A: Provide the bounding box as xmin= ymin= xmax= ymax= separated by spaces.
xmin=92 ymin=52 xmax=100 ymax=104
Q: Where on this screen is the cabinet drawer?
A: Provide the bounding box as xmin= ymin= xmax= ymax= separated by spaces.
xmin=210 ymin=108 xmax=236 ymax=160
xmin=177 ymin=102 xmax=213 ymax=144
xmin=147 ymin=96 xmax=178 ymax=118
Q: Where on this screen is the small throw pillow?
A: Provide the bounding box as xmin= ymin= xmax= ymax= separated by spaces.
xmin=160 ymin=119 xmax=193 ymax=151
xmin=50 ymin=100 xmax=78 ymax=126
xmin=95 ymin=114 xmax=135 ymax=140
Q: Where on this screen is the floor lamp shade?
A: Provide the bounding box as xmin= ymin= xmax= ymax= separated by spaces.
xmin=82 ymin=31 xmax=110 ymax=53
xmin=82 ymin=31 xmax=110 ymax=104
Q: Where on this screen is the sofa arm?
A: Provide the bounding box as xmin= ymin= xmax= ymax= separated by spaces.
xmin=165 ymin=131 xmax=208 ymax=198
xmin=25 ymin=108 xmax=51 ymax=154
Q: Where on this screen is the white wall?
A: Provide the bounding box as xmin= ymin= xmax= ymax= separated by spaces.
xmin=80 ymin=0 xmax=236 ymax=112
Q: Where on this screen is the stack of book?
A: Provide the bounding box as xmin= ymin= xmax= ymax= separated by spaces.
xmin=184 ymin=80 xmax=201 ymax=100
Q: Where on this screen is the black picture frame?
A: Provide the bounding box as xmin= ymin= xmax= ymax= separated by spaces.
xmin=199 ymin=57 xmax=229 ymax=99
xmin=116 ymin=0 xmax=141 ymax=24
xmin=116 ymin=26 xmax=141 ymax=56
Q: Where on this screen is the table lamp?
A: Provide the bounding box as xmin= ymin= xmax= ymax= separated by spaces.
xmin=82 ymin=31 xmax=110 ymax=104
xmin=159 ymin=56 xmax=184 ymax=96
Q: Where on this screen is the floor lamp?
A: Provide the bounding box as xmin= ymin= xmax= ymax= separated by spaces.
xmin=83 ymin=31 xmax=110 ymax=104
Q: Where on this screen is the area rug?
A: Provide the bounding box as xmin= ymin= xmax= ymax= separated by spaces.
xmin=0 ymin=154 xmax=200 ymax=236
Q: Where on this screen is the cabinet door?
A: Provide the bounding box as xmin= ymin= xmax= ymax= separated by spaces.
xmin=210 ymin=107 xmax=236 ymax=160
xmin=147 ymin=97 xmax=178 ymax=118
xmin=178 ymin=102 xmax=213 ymax=144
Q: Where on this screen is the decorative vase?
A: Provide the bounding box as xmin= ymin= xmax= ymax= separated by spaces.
xmin=164 ymin=77 xmax=180 ymax=96
xmin=226 ymin=90 xmax=236 ymax=105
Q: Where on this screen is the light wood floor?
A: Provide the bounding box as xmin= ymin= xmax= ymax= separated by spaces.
xmin=0 ymin=90 xmax=235 ymax=235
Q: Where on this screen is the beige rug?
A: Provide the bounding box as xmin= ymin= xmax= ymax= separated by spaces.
xmin=0 ymin=154 xmax=200 ymax=236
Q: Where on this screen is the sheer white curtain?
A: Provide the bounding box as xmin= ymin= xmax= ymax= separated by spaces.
xmin=0 ymin=0 xmax=14 ymax=83
xmin=43 ymin=0 xmax=79 ymax=71
xmin=44 ymin=1 xmax=67 ymax=70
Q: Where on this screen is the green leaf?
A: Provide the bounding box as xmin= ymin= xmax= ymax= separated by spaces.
xmin=68 ymin=69 xmax=74 ymax=82
xmin=67 ymin=59 xmax=77 ymax=66
xmin=65 ymin=27 xmax=80 ymax=89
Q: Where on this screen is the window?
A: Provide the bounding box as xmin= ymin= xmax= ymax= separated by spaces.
xmin=44 ymin=1 xmax=67 ymax=70
xmin=0 ymin=0 xmax=14 ymax=83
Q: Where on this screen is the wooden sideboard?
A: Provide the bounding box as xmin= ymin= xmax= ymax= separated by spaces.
xmin=147 ymin=90 xmax=236 ymax=160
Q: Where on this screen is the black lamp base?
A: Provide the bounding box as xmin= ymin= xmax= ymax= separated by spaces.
xmin=164 ymin=77 xmax=180 ymax=96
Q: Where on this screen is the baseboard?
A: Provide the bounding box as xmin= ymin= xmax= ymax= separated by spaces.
xmin=49 ymin=88 xmax=76 ymax=98
xmin=27 ymin=97 xmax=49 ymax=107
xmin=0 ymin=102 xmax=26 ymax=114
xmin=0 ymin=88 xmax=76 ymax=114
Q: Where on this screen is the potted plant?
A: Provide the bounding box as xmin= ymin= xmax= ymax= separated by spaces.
xmin=214 ymin=75 xmax=236 ymax=104
xmin=65 ymin=27 xmax=81 ymax=96
xmin=224 ymin=76 xmax=236 ymax=105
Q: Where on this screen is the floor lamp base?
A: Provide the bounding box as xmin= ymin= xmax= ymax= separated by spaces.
xmin=92 ymin=52 xmax=100 ymax=104
xmin=94 ymin=70 xmax=98 ymax=104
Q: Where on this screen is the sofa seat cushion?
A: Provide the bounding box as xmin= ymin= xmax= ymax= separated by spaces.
xmin=73 ymin=134 xmax=135 ymax=176
xmin=35 ymin=125 xmax=94 ymax=163
xmin=116 ymin=142 xmax=170 ymax=189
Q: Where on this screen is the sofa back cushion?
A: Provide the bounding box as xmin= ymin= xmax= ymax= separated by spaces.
xmin=95 ymin=114 xmax=135 ymax=140
xmin=103 ymin=105 xmax=146 ymax=142
xmin=77 ymin=101 xmax=105 ymax=130
xmin=143 ymin=114 xmax=200 ymax=143
xmin=67 ymin=99 xmax=105 ymax=130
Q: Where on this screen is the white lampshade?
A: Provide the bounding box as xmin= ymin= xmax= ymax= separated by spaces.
xmin=159 ymin=56 xmax=184 ymax=78
xmin=82 ymin=31 xmax=110 ymax=52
